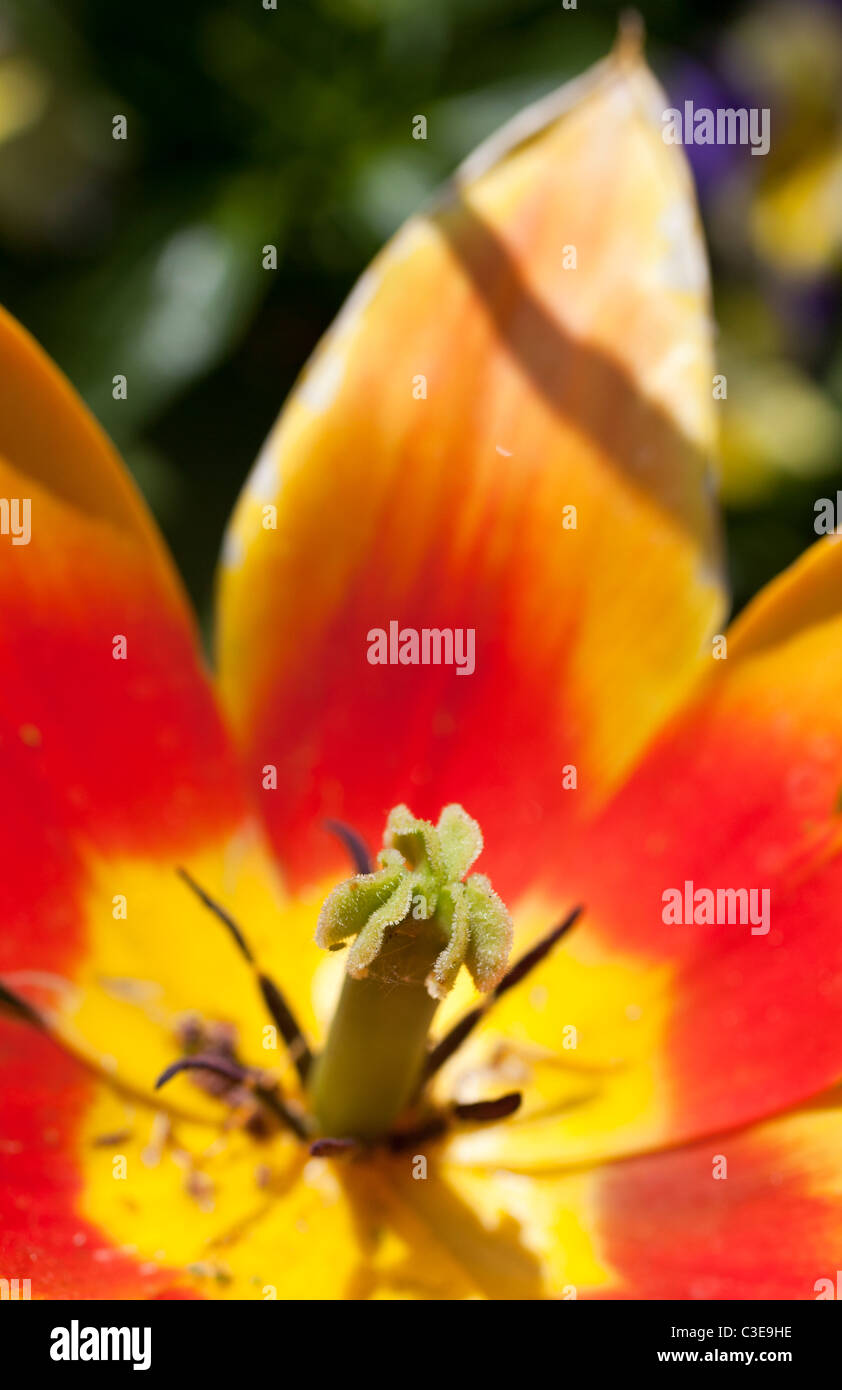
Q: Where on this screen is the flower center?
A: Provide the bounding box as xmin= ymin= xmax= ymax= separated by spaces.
xmin=310 ymin=803 xmax=513 ymax=1140
xmin=159 ymin=805 xmax=582 ymax=1154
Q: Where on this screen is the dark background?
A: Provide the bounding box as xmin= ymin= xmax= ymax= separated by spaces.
xmin=0 ymin=0 xmax=840 ymax=631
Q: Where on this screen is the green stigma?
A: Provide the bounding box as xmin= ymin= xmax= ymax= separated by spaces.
xmin=316 ymin=803 xmax=513 ymax=999
xmin=310 ymin=804 xmax=513 ymax=1140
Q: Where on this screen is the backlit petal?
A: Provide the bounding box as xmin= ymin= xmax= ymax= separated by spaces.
xmin=593 ymin=1100 xmax=842 ymax=1299
xmin=216 ymin=40 xmax=725 ymax=901
xmin=447 ymin=537 xmax=842 ymax=1167
xmin=0 ymin=1020 xmax=196 ymax=1298
xmin=17 ymin=1007 xmax=838 ymax=1301
xmin=0 ymin=307 xmax=323 ymax=1106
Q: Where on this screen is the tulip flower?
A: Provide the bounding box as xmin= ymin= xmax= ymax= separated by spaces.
xmin=2 ymin=35 xmax=842 ymax=1301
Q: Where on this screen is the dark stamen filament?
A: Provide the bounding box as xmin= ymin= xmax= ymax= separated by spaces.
xmin=256 ymin=973 xmax=313 ymax=1078
xmin=309 ymin=1136 xmax=358 ymax=1158
xmin=155 ymin=1053 xmax=309 ymax=1141
xmin=177 ymin=866 xmax=313 ymax=1083
xmin=387 ymin=1117 xmax=449 ymax=1151
xmin=422 ymin=905 xmax=583 ymax=1084
xmin=0 ymin=979 xmax=45 ymax=1029
xmin=323 ymin=819 xmax=374 ymax=875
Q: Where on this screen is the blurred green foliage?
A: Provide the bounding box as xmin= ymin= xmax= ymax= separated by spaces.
xmin=0 ymin=0 xmax=840 ymax=630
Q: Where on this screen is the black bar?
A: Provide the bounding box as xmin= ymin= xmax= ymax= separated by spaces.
xmin=3 ymin=1298 xmax=839 ymax=1376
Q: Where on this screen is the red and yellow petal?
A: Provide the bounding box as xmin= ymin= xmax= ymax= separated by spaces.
xmin=443 ymin=536 xmax=842 ymax=1169
xmin=593 ymin=1099 xmax=842 ymax=1299
xmin=0 ymin=308 xmax=322 ymax=1108
xmin=0 ymin=311 xmax=339 ymax=1290
xmin=0 ymin=308 xmax=238 ymax=965
xmin=0 ymin=1020 xmax=195 ymax=1298
xmin=216 ymin=40 xmax=725 ymax=901
xmin=435 ymin=1098 xmax=842 ymax=1298
xmin=2 ymin=1012 xmax=468 ymax=1302
xmin=18 ymin=1021 xmax=836 ymax=1301
xmin=0 ymin=305 xmax=177 ymax=581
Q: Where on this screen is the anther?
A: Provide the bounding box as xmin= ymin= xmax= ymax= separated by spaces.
xmin=452 ymin=1091 xmax=522 ymax=1122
